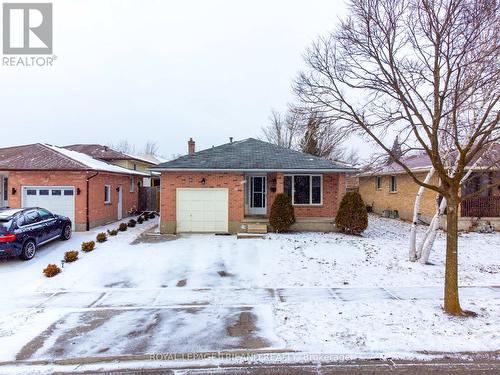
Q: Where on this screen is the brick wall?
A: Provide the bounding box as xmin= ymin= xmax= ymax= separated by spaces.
xmin=88 ymin=172 xmax=139 ymax=228
xmin=267 ymin=172 xmax=346 ymax=218
xmin=6 ymin=170 xmax=139 ymax=230
xmin=359 ymin=173 xmax=439 ymax=222
xmin=7 ymin=171 xmax=88 ymax=228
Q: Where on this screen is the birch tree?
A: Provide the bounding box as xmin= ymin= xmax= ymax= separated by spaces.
xmin=295 ymin=0 xmax=500 ymax=315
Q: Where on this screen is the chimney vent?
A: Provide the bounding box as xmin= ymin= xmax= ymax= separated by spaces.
xmin=188 ymin=138 xmax=195 ymax=155
xmin=229 ymin=137 xmax=233 ymax=143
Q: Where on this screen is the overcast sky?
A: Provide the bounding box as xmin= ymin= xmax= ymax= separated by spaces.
xmin=0 ymin=0 xmax=362 ymax=158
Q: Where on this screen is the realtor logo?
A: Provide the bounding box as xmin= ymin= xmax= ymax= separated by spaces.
xmin=3 ymin=3 xmax=52 ymax=54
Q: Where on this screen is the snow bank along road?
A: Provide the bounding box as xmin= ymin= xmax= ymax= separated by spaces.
xmin=0 ymin=215 xmax=498 ymax=373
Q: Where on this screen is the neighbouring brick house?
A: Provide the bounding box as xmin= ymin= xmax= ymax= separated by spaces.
xmin=358 ymin=150 xmax=500 ymax=230
xmin=0 ymin=144 xmax=148 ymax=231
xmin=151 ymin=138 xmax=355 ymax=234
xmin=63 ymin=144 xmax=161 ymax=187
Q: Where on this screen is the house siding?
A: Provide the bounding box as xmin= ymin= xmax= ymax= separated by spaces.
xmin=6 ymin=171 xmax=138 ymax=231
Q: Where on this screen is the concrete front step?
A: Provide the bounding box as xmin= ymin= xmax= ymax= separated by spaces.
xmin=237 ymin=233 xmax=266 ymax=239
xmin=246 ymin=223 xmax=268 ymax=234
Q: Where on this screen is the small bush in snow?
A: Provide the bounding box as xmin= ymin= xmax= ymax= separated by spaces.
xmin=148 ymin=212 xmax=156 ymax=219
xmin=64 ymin=251 xmax=78 ymax=262
xmin=96 ymin=232 xmax=107 ymax=243
xmin=119 ymin=223 xmax=128 ymax=231
xmin=128 ymin=219 xmax=137 ymax=228
xmin=81 ymin=241 xmax=96 ymax=252
xmin=269 ymin=193 xmax=295 ymax=232
xmin=137 ymin=216 xmax=144 ymax=224
xmin=43 ymin=264 xmax=61 ymax=278
xmin=108 ymin=229 xmax=118 ymax=236
xmin=335 ymin=191 xmax=368 ymax=235
xmin=143 ymin=214 xmax=149 ymax=221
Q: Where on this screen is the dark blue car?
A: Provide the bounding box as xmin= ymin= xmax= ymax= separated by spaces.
xmin=0 ymin=208 xmax=72 ymax=261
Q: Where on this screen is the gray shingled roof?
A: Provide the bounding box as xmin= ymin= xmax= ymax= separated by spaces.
xmin=152 ymin=138 xmax=355 ymax=171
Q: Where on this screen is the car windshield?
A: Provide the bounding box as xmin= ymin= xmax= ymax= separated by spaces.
xmin=0 ymin=219 xmax=12 ymax=232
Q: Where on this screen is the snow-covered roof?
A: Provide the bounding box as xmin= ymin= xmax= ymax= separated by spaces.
xmin=0 ymin=143 xmax=148 ymax=176
xmin=359 ymin=144 xmax=500 ymax=177
xmin=46 ymin=145 xmax=149 ymax=176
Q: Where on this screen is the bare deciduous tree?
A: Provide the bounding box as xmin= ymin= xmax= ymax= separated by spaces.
xmin=143 ymin=141 xmax=159 ymax=156
xmin=295 ymin=0 xmax=500 ymax=315
xmin=261 ymin=108 xmax=301 ymax=149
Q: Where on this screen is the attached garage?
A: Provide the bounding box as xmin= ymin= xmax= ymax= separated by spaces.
xmin=22 ymin=186 xmax=76 ymax=228
xmin=176 ymin=188 xmax=228 ymax=233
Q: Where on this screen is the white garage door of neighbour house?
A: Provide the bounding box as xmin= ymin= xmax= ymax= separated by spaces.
xmin=176 ymin=188 xmax=229 ymax=233
xmin=22 ymin=186 xmax=76 ymax=229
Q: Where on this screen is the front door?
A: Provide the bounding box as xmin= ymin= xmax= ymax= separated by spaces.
xmin=248 ymin=176 xmax=266 ymax=215
xmin=117 ymin=186 xmax=123 ymax=220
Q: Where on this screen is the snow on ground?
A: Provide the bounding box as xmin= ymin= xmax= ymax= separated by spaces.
xmin=3 ymin=214 xmax=495 ymax=292
xmin=0 ymin=214 xmax=498 ymax=366
xmin=274 ymin=298 xmax=500 ymax=355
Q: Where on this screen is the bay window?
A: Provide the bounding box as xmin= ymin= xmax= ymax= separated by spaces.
xmin=284 ymin=175 xmax=322 ymax=205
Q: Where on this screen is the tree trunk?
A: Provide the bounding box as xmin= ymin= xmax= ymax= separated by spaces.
xmin=410 ymin=168 xmax=435 ymax=261
xmin=443 ymin=190 xmax=463 ymax=315
xmin=418 ymin=196 xmax=446 ymax=264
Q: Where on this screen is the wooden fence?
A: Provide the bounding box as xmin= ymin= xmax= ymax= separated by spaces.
xmin=461 ymin=196 xmax=500 ymax=217
xmin=138 ymin=186 xmax=160 ymax=212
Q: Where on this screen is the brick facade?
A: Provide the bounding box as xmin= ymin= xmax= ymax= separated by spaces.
xmin=359 ymin=173 xmax=440 ymax=223
xmin=6 ymin=170 xmax=138 ymax=231
xmin=160 ymin=172 xmax=245 ymax=233
xmin=160 ymin=171 xmax=347 ymax=233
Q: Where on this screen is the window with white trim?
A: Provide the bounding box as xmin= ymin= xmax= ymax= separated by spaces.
xmin=130 ymin=176 xmax=135 ymax=193
xmin=284 ymin=175 xmax=322 ymax=205
xmin=389 ymin=176 xmax=397 ymax=192
xmin=375 ymin=176 xmax=382 ymax=190
xmin=104 ymin=185 xmax=111 ymax=203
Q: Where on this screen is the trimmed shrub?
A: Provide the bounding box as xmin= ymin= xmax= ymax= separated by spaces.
xmin=118 ymin=223 xmax=128 ymax=231
xmin=148 ymin=212 xmax=156 ymax=219
xmin=43 ymin=264 xmax=61 ymax=278
xmin=269 ymin=193 xmax=295 ymax=232
xmin=335 ymin=191 xmax=368 ymax=235
xmin=64 ymin=251 xmax=79 ymax=263
xmin=137 ymin=216 xmax=144 ymax=224
xmin=108 ymin=229 xmax=118 ymax=236
xmin=81 ymin=241 xmax=95 ymax=252
xmin=143 ymin=214 xmax=149 ymax=221
xmin=96 ymin=232 xmax=107 ymax=243
xmin=128 ymin=219 xmax=137 ymax=228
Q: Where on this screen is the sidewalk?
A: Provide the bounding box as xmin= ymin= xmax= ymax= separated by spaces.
xmin=5 ymin=285 xmax=499 ymax=310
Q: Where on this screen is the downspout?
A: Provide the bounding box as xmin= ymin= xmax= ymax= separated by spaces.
xmin=86 ymin=171 xmax=99 ymax=231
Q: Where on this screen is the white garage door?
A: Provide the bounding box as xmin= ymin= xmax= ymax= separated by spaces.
xmin=176 ymin=188 xmax=229 ymax=233
xmin=22 ymin=186 xmax=76 ymax=228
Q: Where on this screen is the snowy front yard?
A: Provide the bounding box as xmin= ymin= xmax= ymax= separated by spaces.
xmin=0 ymin=215 xmax=498 ymax=370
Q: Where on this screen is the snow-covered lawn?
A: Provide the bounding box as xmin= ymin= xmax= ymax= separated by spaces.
xmin=0 ymin=214 xmax=498 ymax=369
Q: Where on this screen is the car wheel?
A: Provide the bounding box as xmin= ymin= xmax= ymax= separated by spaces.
xmin=20 ymin=240 xmax=37 ymax=261
xmin=61 ymin=224 xmax=72 ymax=240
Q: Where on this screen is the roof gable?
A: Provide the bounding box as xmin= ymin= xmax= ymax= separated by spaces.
xmin=153 ymin=138 xmax=354 ymax=171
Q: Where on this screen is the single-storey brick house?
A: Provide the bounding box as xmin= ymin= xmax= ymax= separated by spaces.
xmin=0 ymin=143 xmax=148 ymax=231
xmin=358 ymin=151 xmax=500 ymax=230
xmin=152 ymin=138 xmax=355 ymax=234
